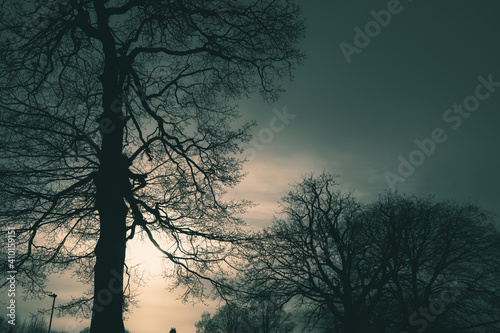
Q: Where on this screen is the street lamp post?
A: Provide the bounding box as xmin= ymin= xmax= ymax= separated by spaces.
xmin=47 ymin=293 xmax=57 ymax=333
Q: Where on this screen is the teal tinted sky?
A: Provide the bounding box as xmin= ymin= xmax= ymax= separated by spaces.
xmin=237 ymin=0 xmax=500 ymax=224
xmin=7 ymin=1 xmax=500 ymax=333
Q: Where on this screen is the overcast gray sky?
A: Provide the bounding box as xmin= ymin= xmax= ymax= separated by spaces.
xmin=6 ymin=1 xmax=500 ymax=332
xmin=239 ymin=0 xmax=500 ymax=223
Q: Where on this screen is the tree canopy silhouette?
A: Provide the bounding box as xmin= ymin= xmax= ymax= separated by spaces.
xmin=237 ymin=173 xmax=500 ymax=333
xmin=0 ymin=1 xmax=304 ymax=332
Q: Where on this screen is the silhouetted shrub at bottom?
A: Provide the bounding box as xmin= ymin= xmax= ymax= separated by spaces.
xmin=0 ymin=314 xmax=47 ymax=333
xmin=195 ymin=302 xmax=295 ymax=333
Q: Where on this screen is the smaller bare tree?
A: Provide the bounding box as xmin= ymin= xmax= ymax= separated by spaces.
xmin=236 ymin=173 xmax=500 ymax=333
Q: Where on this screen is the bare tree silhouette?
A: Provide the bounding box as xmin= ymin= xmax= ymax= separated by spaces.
xmin=237 ymin=174 xmax=500 ymax=333
xmin=0 ymin=1 xmax=304 ymax=332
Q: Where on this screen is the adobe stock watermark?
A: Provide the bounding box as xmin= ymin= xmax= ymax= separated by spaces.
xmin=6 ymin=227 xmax=17 ymax=326
xmin=401 ymin=280 xmax=466 ymax=333
xmin=92 ymin=269 xmax=123 ymax=314
xmin=339 ymin=0 xmax=412 ymax=64
xmin=243 ymin=106 xmax=296 ymax=161
xmin=385 ymin=74 xmax=499 ymax=190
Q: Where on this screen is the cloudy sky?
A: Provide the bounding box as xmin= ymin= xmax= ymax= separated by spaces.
xmin=5 ymin=1 xmax=500 ymax=332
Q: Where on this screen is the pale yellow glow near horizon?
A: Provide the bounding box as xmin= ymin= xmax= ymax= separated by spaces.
xmin=127 ymin=237 xmax=166 ymax=278
xmin=15 ymin=155 xmax=332 ymax=333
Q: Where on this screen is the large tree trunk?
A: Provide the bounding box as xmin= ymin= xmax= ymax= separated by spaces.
xmin=90 ymin=107 xmax=127 ymax=332
xmin=91 ymin=176 xmax=127 ymax=333
xmin=90 ymin=26 xmax=128 ymax=330
xmin=90 ymin=113 xmax=128 ymax=332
